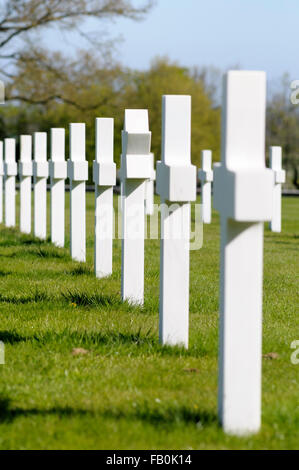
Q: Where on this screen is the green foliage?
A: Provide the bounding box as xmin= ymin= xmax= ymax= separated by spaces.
xmin=266 ymin=74 xmax=299 ymax=188
xmin=122 ymin=58 xmax=221 ymax=165
xmin=0 ymin=57 xmax=221 ymax=179
xmin=267 ymin=102 xmax=299 ymax=189
xmin=5 ymin=54 xmax=299 ymax=188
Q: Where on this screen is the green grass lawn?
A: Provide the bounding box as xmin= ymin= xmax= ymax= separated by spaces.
xmin=0 ymin=193 xmax=298 ymax=450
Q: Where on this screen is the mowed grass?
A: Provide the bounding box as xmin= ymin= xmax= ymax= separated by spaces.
xmin=0 ymin=192 xmax=298 ymax=450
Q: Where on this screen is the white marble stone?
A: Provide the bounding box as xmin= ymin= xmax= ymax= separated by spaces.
xmin=120 ymin=109 xmax=152 ymax=305
xmin=4 ymin=138 xmax=17 ymax=228
xmin=93 ymin=118 xmax=116 ymax=278
xmin=33 ymin=132 xmax=48 ymax=239
xmin=214 ymin=71 xmax=273 ymax=436
xmin=19 ymin=135 xmax=33 ymax=234
xmin=67 ymin=123 xmax=88 ymax=262
xmin=156 ymin=95 xmax=197 ymax=348
xmin=49 ymin=128 xmax=67 ymax=247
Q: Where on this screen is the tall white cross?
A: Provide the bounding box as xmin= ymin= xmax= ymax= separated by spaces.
xmin=156 ymin=95 xmax=197 ymax=348
xmin=19 ymin=135 xmax=33 ymax=234
xmin=4 ymin=138 xmax=17 ymax=228
xmin=269 ymin=146 xmax=285 ymax=233
xmin=198 ymin=150 xmax=213 ymax=224
xmin=93 ymin=118 xmax=116 ymax=278
xmin=49 ymin=128 xmax=67 ymax=247
xmin=67 ymin=123 xmax=88 ymax=262
xmin=33 ymin=132 xmax=48 ymax=240
xmin=120 ymin=109 xmax=152 ymax=305
xmin=214 ymin=71 xmax=273 ymax=435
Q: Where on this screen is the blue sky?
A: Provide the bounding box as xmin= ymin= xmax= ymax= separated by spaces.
xmin=45 ymin=0 xmax=296 ymax=87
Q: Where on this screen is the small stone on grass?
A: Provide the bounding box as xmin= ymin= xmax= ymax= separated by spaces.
xmin=71 ymin=348 xmax=89 ymax=356
xmin=263 ymin=352 xmax=279 ymax=360
xmin=183 ymin=368 xmax=200 ymax=373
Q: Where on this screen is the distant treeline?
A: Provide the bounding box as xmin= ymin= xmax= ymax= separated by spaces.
xmin=0 ymin=58 xmax=298 ymax=188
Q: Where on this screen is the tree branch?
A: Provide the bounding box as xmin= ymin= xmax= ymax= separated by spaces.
xmin=5 ymin=92 xmax=110 ymax=111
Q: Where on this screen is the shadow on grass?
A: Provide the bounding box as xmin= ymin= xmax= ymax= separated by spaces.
xmin=265 ymin=232 xmax=299 ymax=242
xmin=62 ymin=290 xmax=124 ymax=308
xmin=0 ymin=395 xmax=217 ymax=427
xmin=105 ymin=405 xmax=217 ymax=427
xmin=0 ymin=240 xmax=20 ymax=248
xmin=0 ymin=290 xmax=48 ymax=304
xmin=68 ymin=265 xmax=93 ymax=276
xmin=20 ymin=246 xmax=68 ymax=260
xmin=34 ymin=246 xmax=68 ymax=259
xmin=267 ymin=240 xmax=299 ymax=249
xmin=0 ymin=270 xmax=12 ymax=277
xmin=0 ymin=288 xmax=131 ymax=309
xmin=37 ymin=328 xmax=156 ymax=349
xmin=62 ymin=289 xmax=159 ymax=315
xmin=0 ymin=229 xmax=69 ymax=260
xmin=0 ymin=396 xmax=91 ymax=423
xmin=0 ymin=328 xmax=156 ymax=348
xmin=0 ymin=246 xmax=68 ymax=260
xmin=0 ymin=331 xmax=27 ymax=344
xmin=33 ymin=329 xmax=209 ymax=357
xmin=0 ymin=229 xmax=48 ymax=247
xmin=0 ymin=326 xmax=211 ymax=357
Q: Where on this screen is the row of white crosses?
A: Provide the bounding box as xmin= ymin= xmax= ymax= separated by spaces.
xmin=0 ymin=128 xmax=88 ymax=260
xmin=118 ymin=73 xmax=283 ymax=436
xmin=0 ymin=71 xmax=286 ymax=436
xmin=0 ymin=126 xmax=284 ymax=246
xmin=0 ymin=122 xmax=155 ymax=279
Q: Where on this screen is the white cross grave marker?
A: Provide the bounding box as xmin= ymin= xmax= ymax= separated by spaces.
xmin=67 ymin=123 xmax=88 ymax=262
xmin=156 ymin=95 xmax=197 ymax=348
xmin=19 ymin=135 xmax=33 ymax=234
xmin=93 ymin=118 xmax=116 ymax=278
xmin=33 ymin=132 xmax=48 ymax=239
xmin=49 ymin=128 xmax=67 ymax=247
xmin=4 ymin=138 xmax=17 ymax=227
xmin=269 ymin=146 xmax=285 ymax=233
xmin=145 ymin=153 xmax=156 ymax=216
xmin=0 ymin=142 xmax=4 ymax=223
xmin=198 ymin=150 xmax=213 ymax=224
xmin=213 ymin=71 xmax=273 ymax=435
xmin=120 ymin=109 xmax=152 ymax=305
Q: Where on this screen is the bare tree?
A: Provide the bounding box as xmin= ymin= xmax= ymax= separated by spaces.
xmin=0 ymin=0 xmax=154 ymax=107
